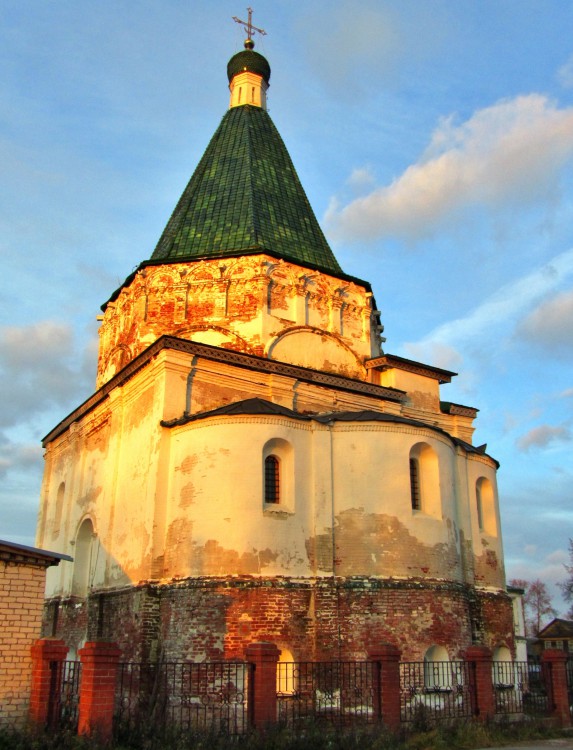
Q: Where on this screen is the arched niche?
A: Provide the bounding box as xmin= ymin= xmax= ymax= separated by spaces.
xmin=476 ymin=476 xmax=497 ymax=536
xmin=409 ymin=442 xmax=441 ymax=519
xmin=424 ymin=645 xmax=450 ymax=690
xmin=71 ymin=518 xmax=95 ymax=598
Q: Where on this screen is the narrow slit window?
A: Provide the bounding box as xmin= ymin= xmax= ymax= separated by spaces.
xmin=476 ymin=482 xmax=484 ymax=530
xmin=265 ymin=455 xmax=280 ymax=504
xmin=410 ymin=458 xmax=421 ymax=511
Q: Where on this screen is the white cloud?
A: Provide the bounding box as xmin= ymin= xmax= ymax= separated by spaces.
xmin=0 ymin=321 xmax=96 ymax=429
xmin=347 ymin=167 xmax=376 ymax=191
xmin=516 ymin=288 xmax=573 ymax=356
xmin=404 ymin=248 xmax=573 ymax=359
xmin=326 ymin=95 xmax=573 ymax=241
xmin=0 ymin=436 xmax=43 ymax=480
xmin=516 ymin=424 xmax=572 ymax=452
xmin=558 ymin=54 xmax=573 ymax=89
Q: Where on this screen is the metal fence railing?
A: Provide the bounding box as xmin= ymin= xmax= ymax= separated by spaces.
xmin=276 ymin=661 xmax=376 ymax=726
xmin=48 ymin=659 xmax=82 ymax=731
xmin=114 ymin=661 xmax=249 ymax=735
xmin=567 ymin=657 xmax=573 ymax=720
xmin=400 ymin=660 xmax=474 ymax=724
xmin=43 ymin=655 xmax=560 ymax=736
xmin=493 ymin=660 xmax=549 ymax=716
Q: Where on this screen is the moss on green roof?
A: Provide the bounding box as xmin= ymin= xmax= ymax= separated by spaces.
xmin=150 ymin=105 xmax=342 ymax=276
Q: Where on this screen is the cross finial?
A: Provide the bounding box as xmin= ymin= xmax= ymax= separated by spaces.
xmin=232 ymin=7 xmax=266 ymax=49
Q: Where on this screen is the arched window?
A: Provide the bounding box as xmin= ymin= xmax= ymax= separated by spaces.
xmin=409 ymin=458 xmax=421 ymax=510
xmin=262 ymin=439 xmax=294 ymax=513
xmin=72 ymin=518 xmax=95 ymax=598
xmin=409 ymin=443 xmax=441 ymax=518
xmin=424 ymin=645 xmax=451 ymax=690
xmin=476 ymin=477 xmax=497 ymax=536
xmin=264 ymin=455 xmax=280 ymax=504
xmin=476 ymin=481 xmax=484 ymax=530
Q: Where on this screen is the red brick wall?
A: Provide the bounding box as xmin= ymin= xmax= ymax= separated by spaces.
xmin=45 ymin=576 xmax=514 ymax=664
xmin=1 ymin=561 xmax=48 ymax=727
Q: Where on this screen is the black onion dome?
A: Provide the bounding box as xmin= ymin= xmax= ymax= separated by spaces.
xmin=227 ymin=49 xmax=271 ymax=85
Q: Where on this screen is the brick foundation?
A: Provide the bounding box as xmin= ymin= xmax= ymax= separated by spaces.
xmin=44 ymin=576 xmax=514 ymax=664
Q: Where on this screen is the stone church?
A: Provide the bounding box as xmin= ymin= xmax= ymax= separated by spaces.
xmin=37 ymin=34 xmax=514 ymax=664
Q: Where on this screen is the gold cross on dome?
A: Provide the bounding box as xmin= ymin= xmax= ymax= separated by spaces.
xmin=232 ymin=7 xmax=266 ymax=44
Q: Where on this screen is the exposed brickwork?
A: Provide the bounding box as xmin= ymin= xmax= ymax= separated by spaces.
xmin=245 ymin=642 xmax=280 ymax=728
xmin=42 ymin=596 xmax=88 ymax=659
xmin=368 ymin=644 xmax=402 ymax=731
xmin=0 ymin=560 xmax=49 ymax=727
xmin=463 ymin=645 xmax=495 ymax=721
xmin=77 ymin=641 xmax=121 ymax=741
xmin=96 ymin=256 xmax=375 ymax=388
xmin=29 ymin=638 xmax=69 ymax=729
xmin=541 ymin=649 xmax=572 ymax=727
xmin=44 ymin=577 xmax=514 ymax=665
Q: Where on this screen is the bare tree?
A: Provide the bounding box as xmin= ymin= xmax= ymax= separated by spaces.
xmin=558 ymin=538 xmax=573 ymax=619
xmin=509 ymin=578 xmax=557 ymax=636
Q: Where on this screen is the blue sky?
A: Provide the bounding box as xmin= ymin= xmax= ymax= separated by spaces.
xmin=1 ymin=1 xmax=572 ymax=612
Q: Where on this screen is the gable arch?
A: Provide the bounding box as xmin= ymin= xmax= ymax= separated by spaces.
xmin=267 ymin=326 xmax=365 ymax=379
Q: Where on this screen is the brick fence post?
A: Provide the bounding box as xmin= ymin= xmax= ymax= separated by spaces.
xmin=78 ymin=640 xmax=121 ymax=741
xmin=464 ymin=645 xmax=494 ymax=721
xmin=245 ymin=642 xmax=280 ymax=729
xmin=541 ymin=649 xmax=571 ymax=727
xmin=368 ymin=644 xmax=402 ymax=732
xmin=29 ymin=638 xmax=69 ymax=729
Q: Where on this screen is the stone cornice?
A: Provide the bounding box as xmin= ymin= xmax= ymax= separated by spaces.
xmin=366 ymin=354 xmax=456 ymax=383
xmin=43 ymin=335 xmax=405 ymax=446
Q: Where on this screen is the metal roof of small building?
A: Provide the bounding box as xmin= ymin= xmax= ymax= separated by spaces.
xmin=150 ymin=104 xmax=343 ymax=276
xmin=0 ymin=538 xmax=72 ymax=566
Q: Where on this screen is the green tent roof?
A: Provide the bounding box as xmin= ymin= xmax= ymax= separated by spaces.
xmin=149 ymin=104 xmax=343 ymax=276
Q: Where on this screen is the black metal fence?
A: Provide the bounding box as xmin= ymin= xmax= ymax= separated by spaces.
xmin=114 ymin=661 xmax=248 ymax=734
xmin=400 ymin=660 xmax=474 ymax=724
xmin=48 ymin=659 xmax=82 ymax=731
xmin=42 ymin=656 xmax=560 ymax=735
xmin=276 ymin=661 xmax=376 ymax=726
xmin=493 ymin=660 xmax=549 ymax=716
xmin=567 ymin=657 xmax=573 ymax=719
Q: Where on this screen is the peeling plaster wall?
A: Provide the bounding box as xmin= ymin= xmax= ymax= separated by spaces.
xmin=40 ymin=349 xmax=504 ymax=598
xmin=40 ymin=333 xmax=506 ymax=662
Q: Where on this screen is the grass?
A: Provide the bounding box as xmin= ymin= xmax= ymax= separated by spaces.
xmin=0 ymin=720 xmax=568 ymax=750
